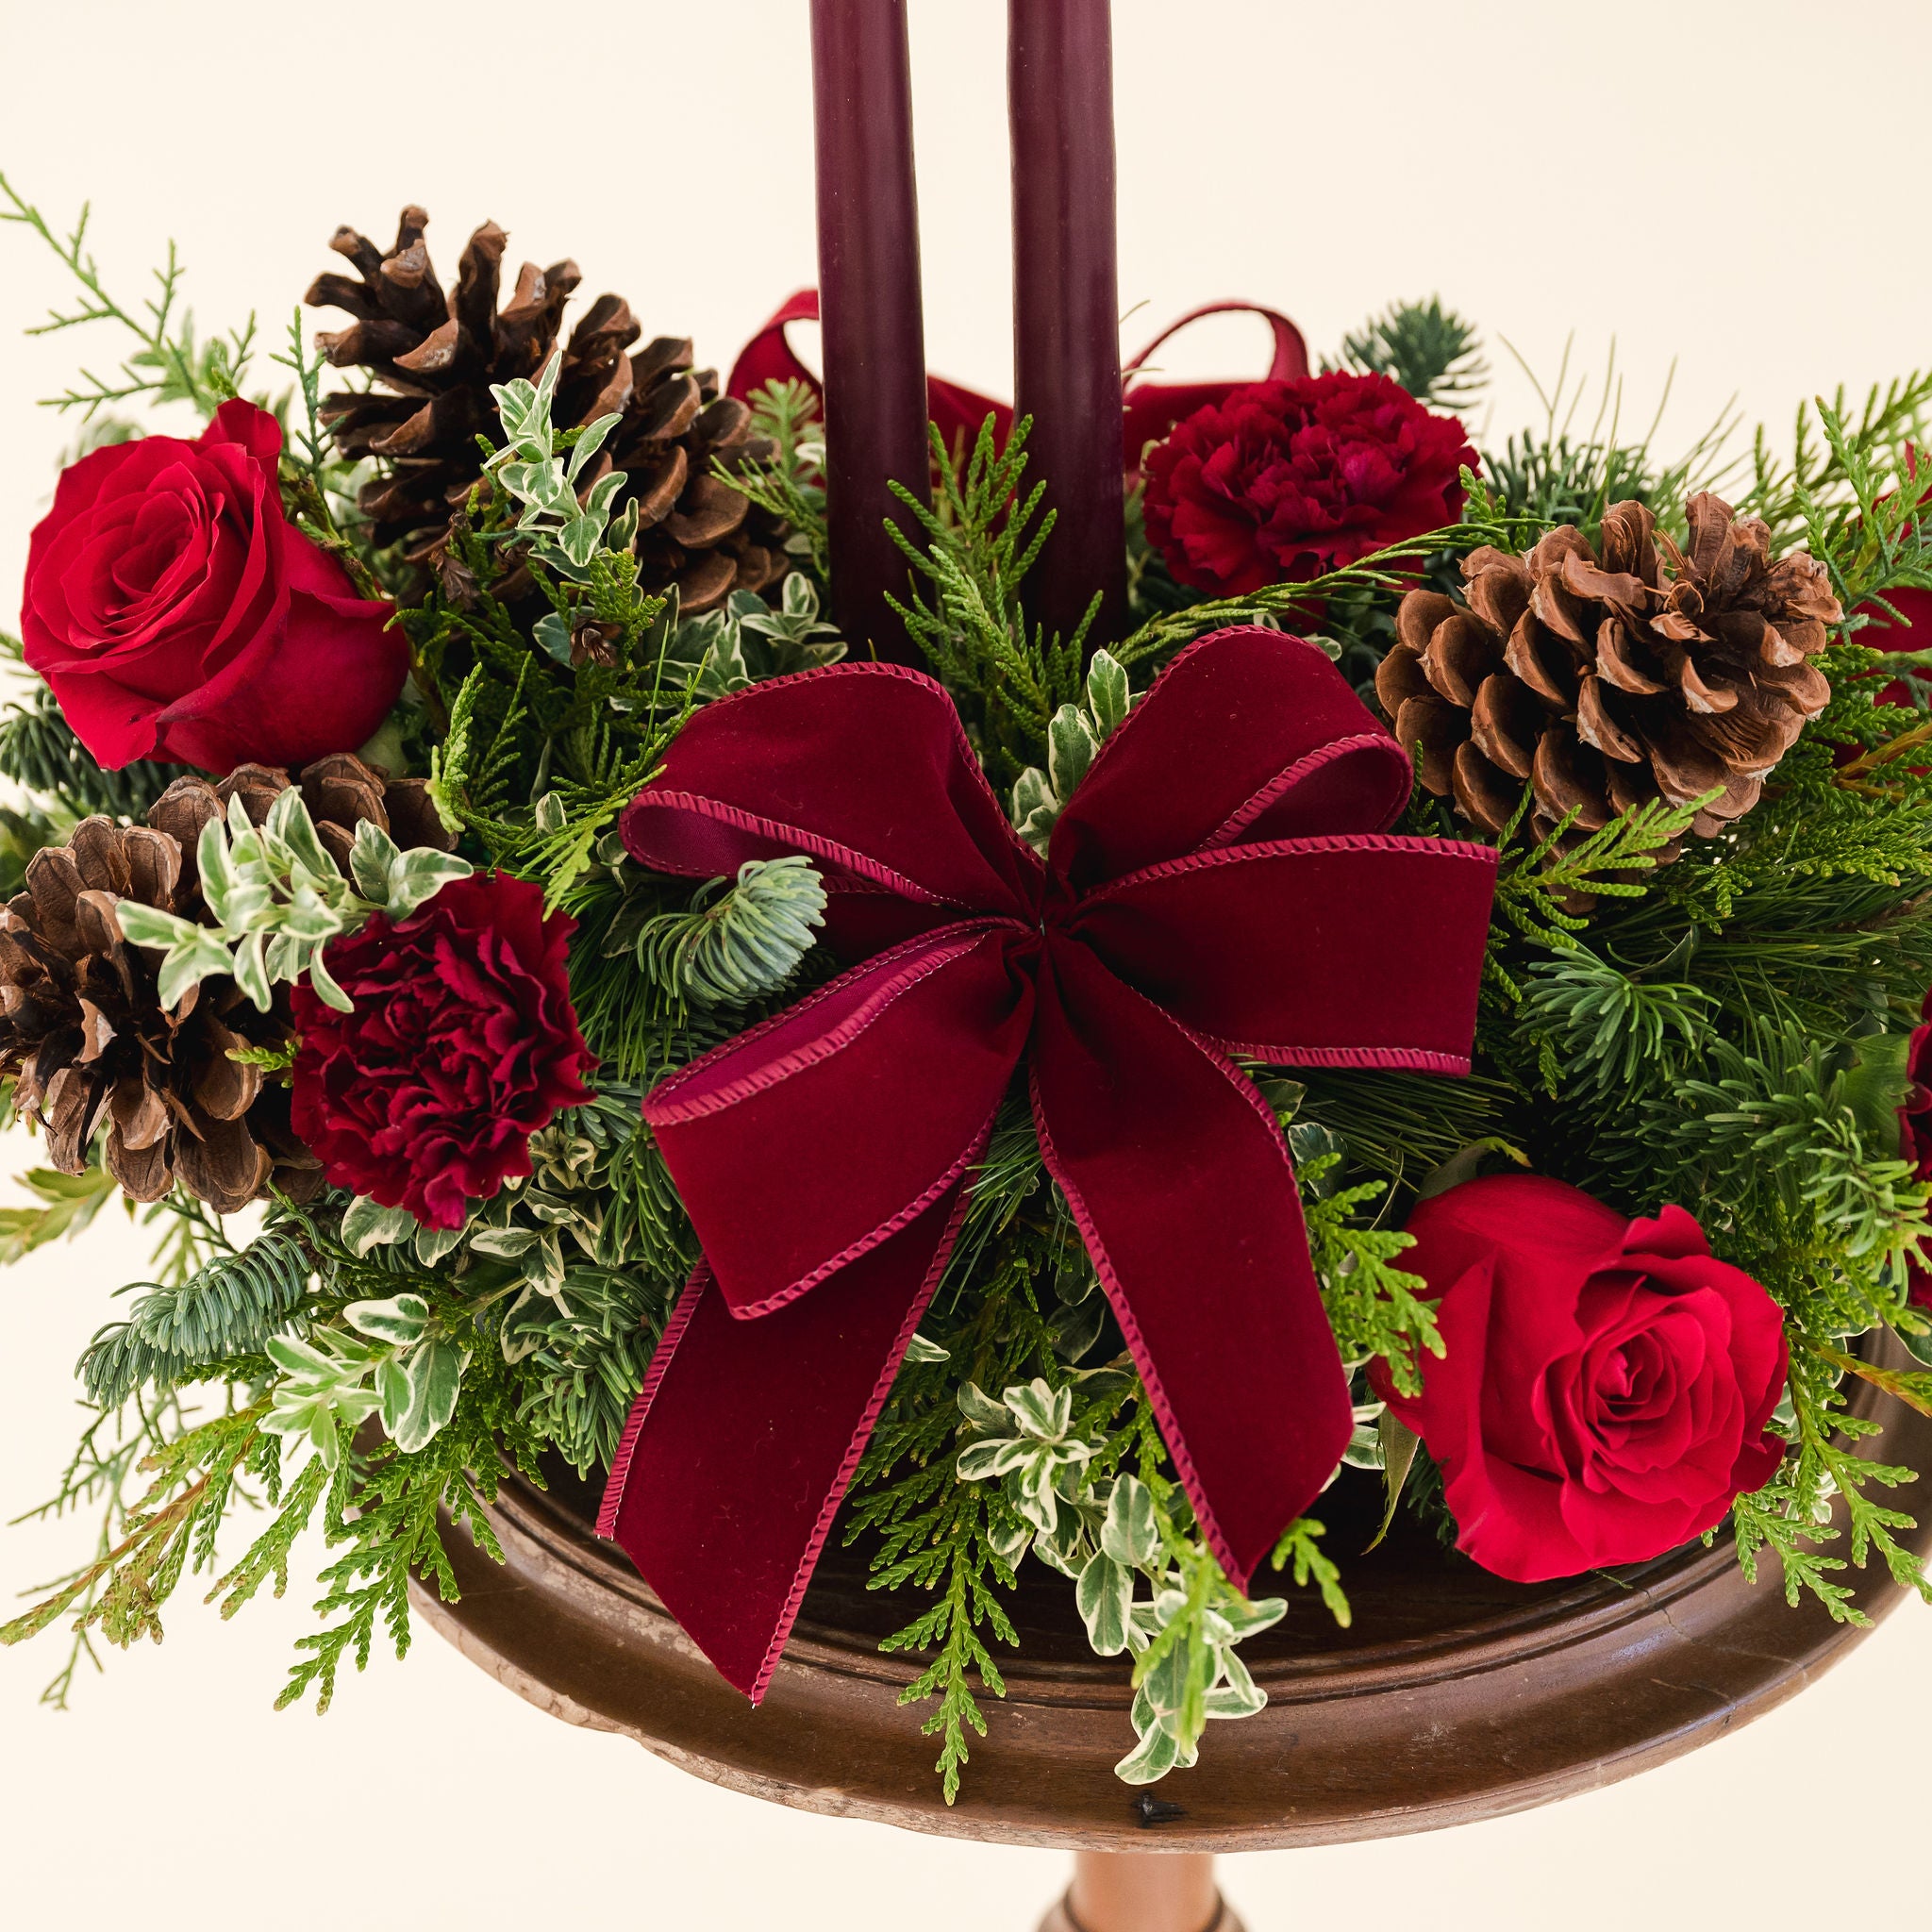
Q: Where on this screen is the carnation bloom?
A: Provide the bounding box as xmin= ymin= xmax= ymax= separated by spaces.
xmin=1373 ymin=1174 xmax=1789 ymax=1583
xmin=20 ymin=400 xmax=405 ymax=773
xmin=290 ymin=872 xmax=593 ymax=1228
xmin=1141 ymin=372 xmax=1476 ymax=597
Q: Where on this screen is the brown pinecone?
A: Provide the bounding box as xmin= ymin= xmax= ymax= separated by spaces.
xmin=0 ymin=819 xmax=308 ymax=1215
xmin=1376 ymin=493 xmax=1842 ymax=841
xmin=0 ymin=759 xmax=460 ymax=1215
xmin=307 ymin=207 xmax=785 ymax=612
xmin=200 ymin=754 xmax=457 ymax=874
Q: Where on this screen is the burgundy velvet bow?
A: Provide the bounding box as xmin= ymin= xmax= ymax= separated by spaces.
xmin=598 ymin=627 xmax=1496 ymax=1701
xmin=725 ymin=291 xmax=1310 ymax=471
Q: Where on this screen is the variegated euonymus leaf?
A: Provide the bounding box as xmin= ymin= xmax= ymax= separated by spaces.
xmin=115 ymin=789 xmax=471 ymax=1016
xmin=484 ymin=349 xmax=632 ymax=582
xmin=342 ymin=1292 xmax=430 ymax=1348
xmin=375 ymin=1335 xmax=470 ymax=1454
xmin=341 ymin=1195 xmax=420 ymax=1258
xmin=953 ymin=1376 xmax=1097 ymax=1538
xmin=262 ymin=1333 xmax=383 ymax=1469
xmin=1008 ymin=649 xmax=1137 ymax=854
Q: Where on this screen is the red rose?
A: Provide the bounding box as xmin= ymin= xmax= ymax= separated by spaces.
xmin=290 ymin=873 xmax=593 ymax=1229
xmin=1373 ymin=1174 xmax=1789 ymax=1582
xmin=1141 ymin=372 xmax=1476 ymax=597
xmin=20 ymin=399 xmax=407 ymax=773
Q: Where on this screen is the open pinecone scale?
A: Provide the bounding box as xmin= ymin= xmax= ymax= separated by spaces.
xmin=1377 ymin=492 xmax=1843 ymax=841
xmin=0 ymin=756 xmax=454 ymax=1217
xmin=308 ymin=206 xmax=785 ymax=611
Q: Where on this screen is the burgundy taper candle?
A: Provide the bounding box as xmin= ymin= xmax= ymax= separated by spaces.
xmin=1008 ymin=0 xmax=1127 ymax=650
xmin=810 ymin=0 xmax=931 ymax=666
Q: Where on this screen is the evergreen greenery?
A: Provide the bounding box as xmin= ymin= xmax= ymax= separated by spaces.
xmin=5 ymin=204 xmax=1931 ymax=1809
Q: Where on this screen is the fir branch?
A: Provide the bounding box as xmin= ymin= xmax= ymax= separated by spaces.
xmin=80 ymin=1225 xmax=314 ymax=1407
xmin=1331 ymin=297 xmax=1487 ymax=410
xmin=632 ymin=856 xmax=827 ymax=1008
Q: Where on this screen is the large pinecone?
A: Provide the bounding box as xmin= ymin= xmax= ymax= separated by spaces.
xmin=0 ymin=757 xmax=458 ymax=1215
xmin=1376 ymin=494 xmax=1842 ymax=841
xmin=307 ymin=207 xmax=784 ymax=612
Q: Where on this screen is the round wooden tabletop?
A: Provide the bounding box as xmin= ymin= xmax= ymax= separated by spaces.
xmin=414 ymin=1333 xmax=1932 ymax=1851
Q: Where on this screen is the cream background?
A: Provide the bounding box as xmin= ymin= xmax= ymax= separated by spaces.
xmin=1 ymin=2 xmax=1928 ymax=1925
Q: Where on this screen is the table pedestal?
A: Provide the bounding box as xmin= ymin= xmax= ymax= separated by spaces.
xmin=1036 ymin=1853 xmax=1243 ymax=1932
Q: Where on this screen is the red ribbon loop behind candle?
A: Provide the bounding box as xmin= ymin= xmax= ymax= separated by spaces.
xmin=597 ymin=628 xmax=1497 ymax=1703
xmin=727 ymin=291 xmax=1309 ymax=475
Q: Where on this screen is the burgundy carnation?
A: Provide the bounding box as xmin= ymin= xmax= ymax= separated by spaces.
xmin=1141 ymin=372 xmax=1476 ymax=597
xmin=1372 ymin=1174 xmax=1789 ymax=1583
xmin=20 ymin=399 xmax=407 ymax=773
xmin=290 ymin=872 xmax=593 ymax=1228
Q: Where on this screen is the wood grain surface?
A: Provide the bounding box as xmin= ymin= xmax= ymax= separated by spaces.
xmin=412 ymin=1331 xmax=1932 ymax=1851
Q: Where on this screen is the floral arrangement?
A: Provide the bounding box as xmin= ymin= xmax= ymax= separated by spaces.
xmin=3 ymin=177 xmax=1931 ymax=1807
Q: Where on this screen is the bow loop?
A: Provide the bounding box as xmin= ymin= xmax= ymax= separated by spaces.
xmin=620 ymin=662 xmax=1038 ymax=921
xmin=1047 ymin=629 xmax=1411 ymax=891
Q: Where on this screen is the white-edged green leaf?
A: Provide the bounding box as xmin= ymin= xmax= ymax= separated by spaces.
xmin=154 ymin=932 xmax=235 ymax=1010
xmin=1076 ymin=1549 xmax=1134 ymax=1656
xmin=1085 ymin=650 xmax=1130 ymax=738
xmin=1216 ymin=1594 xmax=1288 ymax=1643
xmin=341 ymin=1194 xmax=418 ymax=1257
xmin=1114 ymin=1717 xmax=1182 ymax=1785
xmin=956 ymin=1437 xmax=1029 ymax=1482
xmin=902 ymin=1331 xmax=950 ymax=1364
xmin=343 ymin=1291 xmax=430 ymax=1346
xmin=386 ymin=1336 xmax=469 ymax=1453
xmin=1048 ymin=702 xmax=1100 ymax=798
xmin=468 ymin=1225 xmax=541 ymax=1260
xmin=196 ymin=813 xmax=236 ymax=918
xmin=113 ymin=900 xmax=204 ymax=950
xmin=233 ymin=928 xmax=272 ymax=1010
xmin=350 ymin=820 xmax=402 ymax=903
xmin=1004 ymin=1377 xmax=1071 ymax=1442
xmin=1204 ymin=1647 xmax=1267 ymax=1720
xmin=306 ymin=942 xmax=353 ymax=1013
xmin=414 ymin=1221 xmax=464 ymax=1268
xmin=1009 ymin=1457 xmax=1060 ymax=1537
xmin=957 ymin=1380 xmax=1010 ymax=1432
xmin=987 ymin=1513 xmax=1032 ymax=1566
xmin=1101 ymin=1474 xmax=1159 ymax=1569
xmin=386 ymin=846 xmax=472 ymax=921
xmin=1140 ymin=1638 xmax=1189 ymax=1717
xmin=268 ymin=787 xmax=340 ymax=883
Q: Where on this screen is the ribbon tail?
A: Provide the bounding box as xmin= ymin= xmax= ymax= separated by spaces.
xmin=1030 ymin=938 xmax=1353 ymax=1589
xmin=597 ymin=1156 xmax=979 ymax=1704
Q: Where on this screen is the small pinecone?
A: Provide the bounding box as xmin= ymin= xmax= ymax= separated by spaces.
xmin=0 ymin=819 xmax=308 ymax=1215
xmin=1377 ymin=493 xmax=1842 ymax=842
xmin=307 ymin=207 xmax=784 ymax=612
